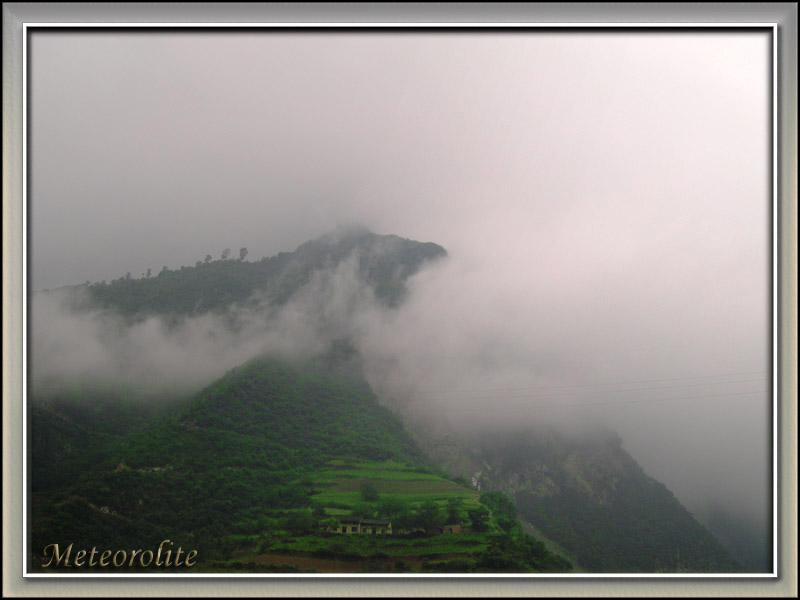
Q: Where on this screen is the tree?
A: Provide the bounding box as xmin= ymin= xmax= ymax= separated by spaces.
xmin=360 ymin=481 xmax=379 ymax=502
xmin=351 ymin=502 xmax=376 ymax=519
xmin=414 ymin=501 xmax=445 ymax=535
xmin=221 ymin=248 xmax=231 ymax=260
xmin=468 ymin=506 xmax=490 ymax=533
xmin=445 ymin=498 xmax=464 ymax=524
xmin=204 ymin=254 xmax=212 ymax=264
xmin=479 ymin=491 xmax=517 ymax=532
xmin=377 ymin=496 xmax=408 ymax=520
xmin=146 ymin=268 xmax=152 ymax=278
xmin=311 ymin=504 xmax=327 ymax=520
xmin=284 ymin=509 xmax=314 ymax=535
xmin=319 ymin=517 xmax=341 ymax=532
xmin=393 ymin=508 xmax=415 ymax=534
xmin=239 ymin=247 xmax=248 ymax=261
xmin=475 ymin=534 xmax=525 ymax=572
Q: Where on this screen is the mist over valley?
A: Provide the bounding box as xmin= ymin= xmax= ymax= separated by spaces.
xmin=30 ymin=227 xmax=770 ymax=572
xmin=27 ymin=29 xmax=771 ymax=574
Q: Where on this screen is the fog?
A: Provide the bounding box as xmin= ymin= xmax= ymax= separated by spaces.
xmin=31 ymin=254 xmax=383 ymax=390
xmin=29 ymin=30 xmax=771 ymax=540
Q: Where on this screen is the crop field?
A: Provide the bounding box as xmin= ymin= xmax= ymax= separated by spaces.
xmin=206 ymin=456 xmax=573 ymax=573
xmin=311 ymin=458 xmax=479 ymax=508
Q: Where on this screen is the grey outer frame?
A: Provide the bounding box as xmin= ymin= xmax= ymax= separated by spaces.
xmin=2 ymin=3 xmax=797 ymax=598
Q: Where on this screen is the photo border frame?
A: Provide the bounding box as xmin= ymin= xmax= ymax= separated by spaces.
xmin=3 ymin=3 xmax=797 ymax=597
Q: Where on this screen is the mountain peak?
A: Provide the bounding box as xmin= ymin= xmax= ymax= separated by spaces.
xmin=297 ymin=223 xmax=376 ymax=250
xmin=329 ymin=223 xmax=374 ymax=239
xmin=68 ymin=227 xmax=447 ymax=317
xmin=292 ymin=226 xmax=447 ymax=307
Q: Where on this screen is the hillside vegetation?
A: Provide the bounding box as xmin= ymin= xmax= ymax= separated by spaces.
xmin=29 ymin=227 xmax=744 ymax=573
xmin=65 ymin=225 xmax=446 ymax=318
xmin=415 ymin=426 xmax=742 ymax=572
xmin=30 ymin=356 xmax=571 ymax=573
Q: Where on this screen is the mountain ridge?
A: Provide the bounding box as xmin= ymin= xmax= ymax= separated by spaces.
xmin=50 ymin=225 xmax=447 ymax=318
xmin=29 ymin=227 xmax=745 ymax=573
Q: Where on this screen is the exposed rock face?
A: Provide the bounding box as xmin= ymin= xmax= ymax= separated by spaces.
xmin=411 ymin=422 xmax=628 ymax=505
xmin=408 ymin=420 xmax=740 ymax=573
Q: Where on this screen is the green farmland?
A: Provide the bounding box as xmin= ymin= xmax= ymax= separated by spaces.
xmin=214 ymin=458 xmax=570 ymax=573
xmin=311 ymin=459 xmax=480 ymax=509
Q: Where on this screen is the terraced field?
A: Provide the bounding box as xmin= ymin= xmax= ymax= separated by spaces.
xmin=219 ymin=458 xmax=493 ymax=573
xmin=311 ymin=459 xmax=480 ymax=508
xmin=209 ymin=458 xmax=571 ymax=574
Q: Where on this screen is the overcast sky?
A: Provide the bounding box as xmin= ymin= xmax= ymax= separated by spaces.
xmin=29 ymin=30 xmax=771 ymax=532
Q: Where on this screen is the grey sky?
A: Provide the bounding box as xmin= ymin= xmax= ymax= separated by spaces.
xmin=29 ymin=30 xmax=771 ymax=530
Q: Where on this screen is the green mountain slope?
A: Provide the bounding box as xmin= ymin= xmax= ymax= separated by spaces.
xmin=413 ymin=424 xmax=742 ymax=572
xmin=29 ymin=227 xmax=744 ymax=573
xmin=29 ymin=355 xmax=570 ymax=573
xmin=123 ymin=354 xmax=427 ymax=471
xmin=701 ymin=506 xmax=771 ymax=572
xmin=29 ymin=384 xmax=169 ymax=493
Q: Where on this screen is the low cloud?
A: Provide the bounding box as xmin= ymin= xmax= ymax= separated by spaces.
xmin=356 ymin=245 xmax=770 ymax=532
xmin=27 ymin=30 xmax=772 ymax=564
xmin=30 ymin=238 xmax=771 ymax=546
xmin=30 ymin=253 xmax=382 ymax=394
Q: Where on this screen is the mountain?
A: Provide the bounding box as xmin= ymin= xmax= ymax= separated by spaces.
xmin=30 ymin=228 xmax=571 ymax=573
xmin=697 ymin=505 xmax=771 ymax=572
xmin=411 ymin=422 xmax=742 ymax=572
xmin=29 ymin=354 xmax=571 ymax=573
xmin=29 ymin=226 xmax=743 ymax=573
xmin=62 ymin=224 xmax=447 ymax=318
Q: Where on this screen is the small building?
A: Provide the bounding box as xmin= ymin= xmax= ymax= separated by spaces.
xmin=326 ymin=516 xmax=392 ymax=535
xmin=339 ymin=515 xmax=362 ymax=534
xmin=360 ymin=519 xmax=392 ymax=535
